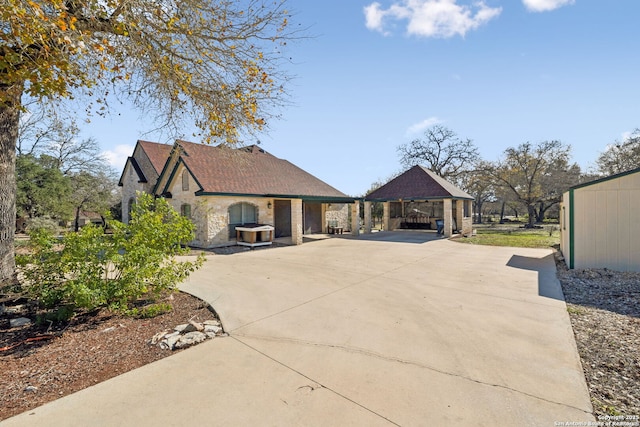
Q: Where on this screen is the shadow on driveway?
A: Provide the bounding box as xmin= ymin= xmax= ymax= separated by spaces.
xmin=507 ymin=253 xmax=565 ymax=301
xmin=317 ymin=230 xmax=445 ymax=244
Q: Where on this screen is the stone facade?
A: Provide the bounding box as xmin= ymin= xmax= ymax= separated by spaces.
xmin=166 ymin=164 xmax=276 ymax=248
xmin=326 ymin=204 xmax=349 ymax=230
xmin=120 ymin=145 xmax=164 ymax=224
xmin=121 ymin=141 xmax=356 ymax=247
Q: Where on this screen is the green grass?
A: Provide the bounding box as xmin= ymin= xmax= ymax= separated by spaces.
xmin=455 ymin=224 xmax=560 ymax=249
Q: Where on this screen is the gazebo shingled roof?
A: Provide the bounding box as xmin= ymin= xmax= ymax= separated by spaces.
xmin=365 ymin=165 xmax=473 ymax=201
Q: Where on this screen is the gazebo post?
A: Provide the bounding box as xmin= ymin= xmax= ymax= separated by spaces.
xmin=364 ymin=201 xmax=372 ymax=233
xmin=443 ymin=198 xmax=453 ymax=237
xmin=351 ymin=200 xmax=360 ymax=236
xmin=383 ymin=202 xmax=390 ymax=231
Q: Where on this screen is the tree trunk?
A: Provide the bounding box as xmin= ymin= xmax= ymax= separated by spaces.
xmin=535 ymin=201 xmax=545 ymax=223
xmin=499 ymin=201 xmax=505 ymax=223
xmin=75 ymin=206 xmax=81 ymax=232
xmin=0 ymin=84 xmax=23 ymax=284
xmin=474 ymin=200 xmax=483 ymax=224
xmin=526 ymin=204 xmax=536 ymax=228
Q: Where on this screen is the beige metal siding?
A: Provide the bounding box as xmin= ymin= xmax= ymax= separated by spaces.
xmin=571 ymin=171 xmax=640 ymax=271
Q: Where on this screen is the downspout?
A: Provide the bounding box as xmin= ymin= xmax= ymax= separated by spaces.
xmin=569 ymin=189 xmax=575 ymax=269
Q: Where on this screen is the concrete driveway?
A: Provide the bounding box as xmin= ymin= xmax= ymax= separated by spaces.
xmin=5 ymin=232 xmax=593 ymax=426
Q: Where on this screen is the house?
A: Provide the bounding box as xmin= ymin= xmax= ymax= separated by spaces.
xmin=119 ymin=140 xmax=357 ymax=247
xmin=364 ymin=165 xmax=474 ymax=237
xmin=74 ymin=211 xmax=105 ymax=229
xmin=560 ymin=167 xmax=640 ymax=272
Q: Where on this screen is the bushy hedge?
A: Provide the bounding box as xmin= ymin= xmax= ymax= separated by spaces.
xmin=17 ymin=193 xmax=204 ymax=314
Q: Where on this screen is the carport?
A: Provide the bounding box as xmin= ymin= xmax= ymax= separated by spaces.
xmin=364 ymin=165 xmax=474 ymax=237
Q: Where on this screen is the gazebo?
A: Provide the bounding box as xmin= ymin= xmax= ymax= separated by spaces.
xmin=364 ymin=165 xmax=474 ymax=237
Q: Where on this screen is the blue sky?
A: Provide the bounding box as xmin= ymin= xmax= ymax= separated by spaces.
xmin=89 ymin=0 xmax=640 ymax=196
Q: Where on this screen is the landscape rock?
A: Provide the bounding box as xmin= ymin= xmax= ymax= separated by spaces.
xmin=152 ymin=319 xmax=223 ymax=351
xmin=188 ymin=320 xmax=204 ymax=331
xmin=174 ymin=331 xmax=207 ymax=349
xmin=24 ymin=386 xmax=37 ymax=393
xmin=204 ymin=324 xmax=221 ymax=334
xmin=174 ymin=323 xmax=198 ymax=333
xmin=10 ymin=317 xmax=31 ymax=328
xmin=160 ymin=334 xmax=182 ymax=350
xmin=150 ymin=330 xmax=170 ymax=345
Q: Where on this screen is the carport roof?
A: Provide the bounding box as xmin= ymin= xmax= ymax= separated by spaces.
xmin=365 ymin=165 xmax=473 ymax=202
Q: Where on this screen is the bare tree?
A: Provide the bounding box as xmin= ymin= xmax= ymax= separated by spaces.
xmin=397 ymin=125 xmax=480 ymax=182
xmin=596 ymin=129 xmax=640 ymax=176
xmin=18 ymin=109 xmax=108 ymax=174
xmin=459 ymin=162 xmax=496 ymax=224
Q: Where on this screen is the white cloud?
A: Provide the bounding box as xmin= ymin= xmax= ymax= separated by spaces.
xmin=621 ymin=130 xmax=639 ymax=142
xmin=406 ymin=116 xmax=442 ymax=135
xmin=522 ymin=0 xmax=575 ymax=12
xmin=364 ymin=3 xmax=387 ymax=32
xmin=102 ymin=144 xmax=134 ymax=172
xmin=364 ymin=0 xmax=502 ymax=38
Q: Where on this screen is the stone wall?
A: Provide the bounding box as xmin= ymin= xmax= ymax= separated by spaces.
xmin=120 ymin=164 xmax=140 ymax=224
xmin=166 ymin=164 xmax=275 ymax=248
xmin=128 ymin=159 xmax=350 ymax=247
xmin=325 ymin=204 xmax=349 ymax=229
xmin=120 ymin=144 xmax=162 ymax=223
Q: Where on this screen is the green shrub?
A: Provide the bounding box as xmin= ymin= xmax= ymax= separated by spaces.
xmin=128 ymin=302 xmax=173 ymax=318
xmin=36 ymin=305 xmax=76 ymax=325
xmin=17 ymin=193 xmax=204 ymax=314
xmin=26 ymin=216 xmax=59 ymax=234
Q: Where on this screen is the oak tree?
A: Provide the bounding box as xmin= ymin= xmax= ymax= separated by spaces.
xmin=490 ymin=140 xmax=579 ymax=227
xmin=397 ymin=125 xmax=479 ymax=182
xmin=459 ymin=162 xmax=496 ymax=224
xmin=16 ymin=153 xmax=72 ymax=220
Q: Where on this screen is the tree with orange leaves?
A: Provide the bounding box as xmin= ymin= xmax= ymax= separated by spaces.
xmin=0 ymin=0 xmax=296 ymax=282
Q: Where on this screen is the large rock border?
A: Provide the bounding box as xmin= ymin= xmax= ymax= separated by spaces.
xmin=149 ymin=319 xmax=225 ymax=350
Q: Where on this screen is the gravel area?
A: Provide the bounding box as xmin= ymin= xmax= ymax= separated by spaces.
xmin=556 ymin=260 xmax=640 ymax=417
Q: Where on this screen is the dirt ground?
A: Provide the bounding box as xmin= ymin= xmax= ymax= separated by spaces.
xmin=0 ymin=291 xmax=215 ymax=421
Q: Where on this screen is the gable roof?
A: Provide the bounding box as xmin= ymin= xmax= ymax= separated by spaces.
xmin=137 ymin=140 xmax=173 ymax=175
xmin=125 ymin=157 xmax=147 ymax=185
xmin=569 ymin=166 xmax=640 ymax=191
xmin=118 ymin=140 xmax=173 ymax=187
xmin=365 ymin=165 xmax=473 ymax=201
xmin=157 ymin=140 xmax=354 ymax=202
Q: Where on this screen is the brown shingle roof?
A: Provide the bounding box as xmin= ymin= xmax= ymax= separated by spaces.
xmin=138 ymin=140 xmax=173 ymax=174
xmin=163 ymin=140 xmax=352 ymax=200
xmin=365 ymin=166 xmax=473 ymax=201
